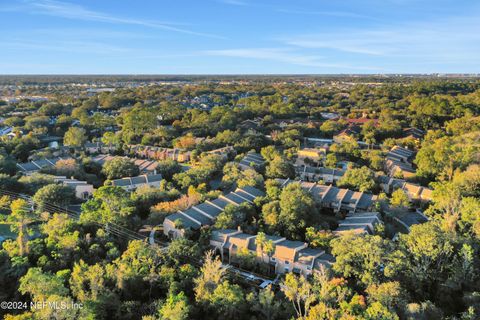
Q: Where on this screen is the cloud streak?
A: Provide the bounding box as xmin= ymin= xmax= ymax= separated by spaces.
xmin=7 ymin=0 xmax=223 ymax=38
xmin=276 ymin=8 xmax=374 ymax=20
xmin=217 ymin=0 xmax=248 ymax=6
xmin=202 ymin=48 xmax=381 ymax=70
xmin=282 ymin=14 xmax=480 ymax=61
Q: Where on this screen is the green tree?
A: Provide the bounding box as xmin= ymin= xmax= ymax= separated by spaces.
xmin=7 ymin=199 xmax=36 ymax=256
xmin=337 ymin=166 xmax=376 ymax=192
xmin=247 ymin=285 xmax=283 ymax=320
xmin=102 ymin=157 xmax=140 ymax=179
xmin=279 ymin=182 xmax=317 ymax=239
xmin=390 ymin=189 xmax=410 ymax=209
xmin=266 ymin=156 xmax=295 ymax=179
xmin=159 ymin=291 xmax=190 ymax=320
xmin=63 ymin=127 xmax=87 ymax=148
xmin=222 ymin=162 xmax=264 ymax=189
xmin=81 ymin=186 xmax=135 ymax=225
xmin=33 ymin=184 xmax=76 ymax=212
xmin=214 ymin=203 xmax=252 ymax=229
xmin=331 ymin=234 xmax=394 ymax=288
xmin=195 ymin=251 xmax=226 ymax=303
xmin=156 ymin=159 xmax=182 ymax=181
xmin=306 ymin=227 xmax=334 ymax=249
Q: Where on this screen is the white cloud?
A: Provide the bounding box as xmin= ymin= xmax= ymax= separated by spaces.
xmin=276 ymin=8 xmax=374 ymax=20
xmin=283 ymin=14 xmax=480 ymax=61
xmin=7 ymin=0 xmax=223 ymax=38
xmin=202 ymin=48 xmax=381 ymax=70
xmin=217 ymin=0 xmax=248 ymax=6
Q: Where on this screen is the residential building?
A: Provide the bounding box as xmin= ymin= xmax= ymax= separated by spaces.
xmin=333 ymin=212 xmax=382 ymax=235
xmin=111 ymin=173 xmax=163 ymax=191
xmin=386 ymin=146 xmax=415 ymax=164
xmin=295 ymin=165 xmax=346 ymax=184
xmin=128 ymin=145 xmax=191 ymax=162
xmin=54 ymin=176 xmax=94 ymax=200
xmin=238 ymin=152 xmax=265 ymax=170
xmin=378 ymin=175 xmax=432 ymax=202
xmin=280 ymin=179 xmax=377 ymax=214
xmin=385 ymin=159 xmax=416 ymax=179
xmin=401 ymin=127 xmax=425 ymax=141
xmin=333 ymin=127 xmax=360 ymax=144
xmin=297 ymin=147 xmax=327 ymax=161
xmin=206 ymin=146 xmax=236 ymax=160
xmin=210 ymin=229 xmax=334 ymax=276
xmin=84 ymin=141 xmax=116 ymax=154
xmin=91 ymin=155 xmax=159 ymax=174
xmin=16 ymin=157 xmax=73 ymax=175
xmin=392 ymin=210 xmax=429 ymax=233
xmin=163 ymin=186 xmax=265 ymax=239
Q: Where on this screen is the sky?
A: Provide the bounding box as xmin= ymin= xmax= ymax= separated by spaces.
xmin=1 ymin=0 xmax=480 ymax=74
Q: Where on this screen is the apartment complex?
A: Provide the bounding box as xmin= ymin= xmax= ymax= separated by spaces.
xmin=295 ymin=165 xmax=346 ymax=184
xmin=53 ymin=176 xmax=94 ymax=200
xmin=163 ymin=186 xmax=265 ymax=239
xmin=238 ymin=152 xmax=265 ymax=170
xmin=333 ymin=212 xmax=382 ymax=235
xmin=210 ymin=229 xmax=334 ymax=276
xmin=280 ymin=179 xmax=377 ymax=214
xmin=92 ymin=155 xmax=159 ymax=174
xmin=84 ymin=141 xmax=116 ymax=154
xmin=385 ymin=146 xmax=416 ymax=179
xmin=16 ymin=157 xmax=73 ymax=175
xmin=111 ymin=173 xmax=163 ymax=191
xmin=297 ymin=147 xmax=327 ymax=161
xmin=128 ymin=144 xmax=191 ymax=163
xmin=378 ymin=175 xmax=432 ymax=202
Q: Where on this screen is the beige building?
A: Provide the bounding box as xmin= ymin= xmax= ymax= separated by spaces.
xmin=54 ymin=176 xmax=94 ymax=200
xmin=280 ymin=179 xmax=377 ymax=214
xmin=210 ymin=229 xmax=334 ymax=276
xmin=295 ymin=165 xmax=345 ymax=184
xmin=378 ymin=175 xmax=432 ymax=202
xmin=297 ymin=147 xmax=327 ymax=161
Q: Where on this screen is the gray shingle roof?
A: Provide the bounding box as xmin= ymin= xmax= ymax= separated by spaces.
xmin=165 ymin=213 xmax=201 ymax=230
xmin=194 ymin=203 xmax=223 ymax=218
xmin=209 ymin=198 xmax=231 ymax=209
xmin=238 ymin=186 xmax=265 ymax=198
xmin=222 ymin=192 xmax=249 ymax=205
xmin=182 ymin=208 xmax=213 ymax=225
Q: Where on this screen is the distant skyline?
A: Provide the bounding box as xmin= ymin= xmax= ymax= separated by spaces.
xmin=1 ymin=0 xmax=480 ymax=74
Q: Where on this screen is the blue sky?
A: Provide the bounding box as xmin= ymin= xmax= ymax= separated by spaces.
xmin=1 ymin=0 xmax=480 ymax=74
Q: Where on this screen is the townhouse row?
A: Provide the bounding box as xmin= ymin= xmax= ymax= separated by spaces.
xmin=128 ymin=145 xmax=192 ymax=163
xmin=238 ymin=152 xmax=265 ymax=170
xmin=16 ymin=156 xmax=73 ymax=175
xmin=92 ymin=154 xmax=159 ymax=175
xmin=333 ymin=212 xmax=382 ymax=235
xmin=163 ymin=186 xmax=265 ymax=239
xmin=110 ymin=173 xmax=163 ymax=191
xmin=295 ymin=165 xmax=346 ymax=184
xmin=279 ymin=179 xmax=377 ymax=214
xmin=385 ymin=146 xmax=416 ymax=179
xmin=378 ymin=175 xmax=432 ymax=202
xmin=210 ymin=229 xmax=334 ymax=277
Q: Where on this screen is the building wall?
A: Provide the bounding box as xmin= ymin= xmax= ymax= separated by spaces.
xmin=163 ymin=221 xmax=184 ymax=239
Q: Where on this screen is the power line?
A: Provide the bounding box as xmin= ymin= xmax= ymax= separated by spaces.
xmin=0 ymin=189 xmax=275 ymax=289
